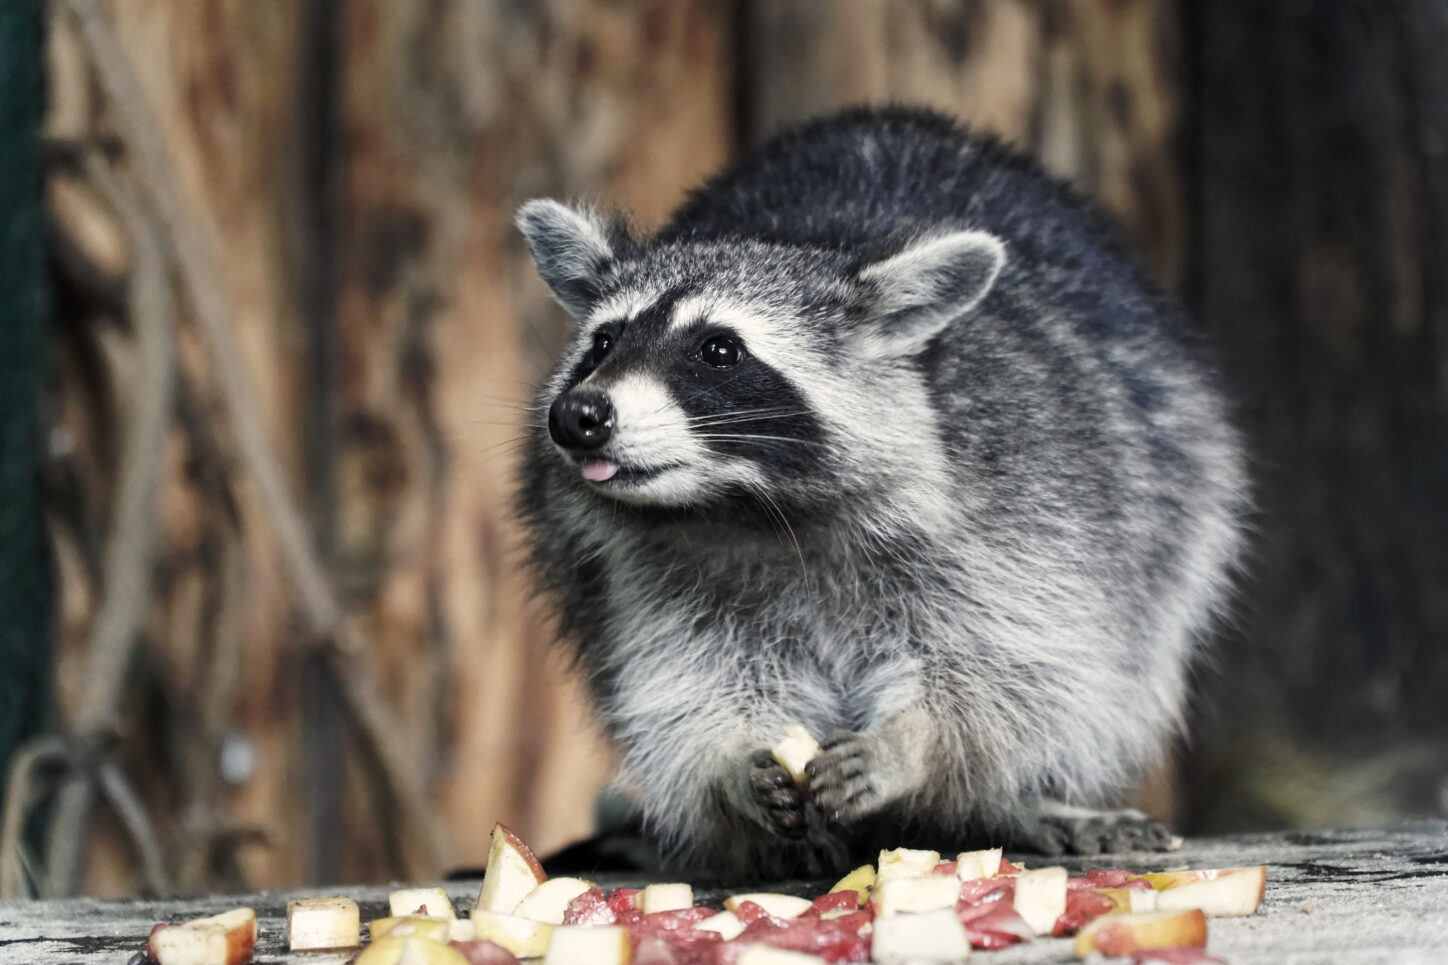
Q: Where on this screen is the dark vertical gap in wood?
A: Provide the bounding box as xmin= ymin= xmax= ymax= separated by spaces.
xmin=296 ymin=0 xmax=345 ymax=886
xmin=729 ymin=0 xmax=755 ymax=155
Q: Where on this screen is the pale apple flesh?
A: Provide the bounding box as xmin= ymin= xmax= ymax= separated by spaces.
xmin=871 ymin=906 xmax=972 ymax=963
xmin=723 ymin=892 xmax=814 ymax=918
xmin=389 ymin=886 xmax=457 ymax=920
xmin=1138 ymin=866 xmax=1267 ymax=917
xmin=475 ymin=822 xmax=549 ymax=915
xmin=369 ymin=915 xmax=452 ymax=943
xmin=1073 ymin=909 xmax=1209 ymax=958
xmin=513 ymin=877 xmax=598 ymax=924
xmin=470 ymin=908 xmax=556 ymax=958
xmin=148 ymin=908 xmax=257 ymax=965
xmin=828 ymin=864 xmax=876 ymax=906
xmin=875 ymin=846 xmax=942 ymax=883
xmin=1012 ymin=866 xmax=1068 ymax=936
xmin=286 ymin=896 xmax=360 ymax=950
xmin=541 ymin=924 xmax=632 ymax=965
xmin=639 ymin=882 xmax=694 ymax=914
xmin=870 ymin=875 xmax=961 ymax=916
xmin=770 ymin=724 xmax=822 ymax=788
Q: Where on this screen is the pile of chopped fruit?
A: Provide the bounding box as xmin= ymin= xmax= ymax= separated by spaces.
xmin=138 ymin=822 xmax=1265 ymax=964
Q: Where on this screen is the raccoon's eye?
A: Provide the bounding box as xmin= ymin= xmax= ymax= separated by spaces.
xmin=699 ymin=334 xmax=742 ymax=368
xmin=590 ymin=330 xmax=614 ymax=362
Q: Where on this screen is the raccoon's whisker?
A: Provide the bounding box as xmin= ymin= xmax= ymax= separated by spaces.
xmin=686 ymin=410 xmax=812 ymax=428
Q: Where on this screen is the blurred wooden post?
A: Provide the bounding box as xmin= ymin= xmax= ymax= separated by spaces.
xmin=0 ymin=0 xmax=52 ymax=813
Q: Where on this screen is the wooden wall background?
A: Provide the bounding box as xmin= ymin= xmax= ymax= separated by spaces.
xmin=33 ymin=0 xmax=1447 ymax=896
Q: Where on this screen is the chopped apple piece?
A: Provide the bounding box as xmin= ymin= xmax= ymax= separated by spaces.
xmin=955 ymin=848 xmax=1003 ymax=881
xmin=829 ymin=864 xmax=876 ymax=906
xmin=470 ymin=909 xmax=556 ymax=958
xmin=735 ymin=947 xmax=829 ymax=965
xmin=871 ymin=875 xmax=962 ymax=916
xmin=723 ymin=892 xmax=814 ymax=919
xmin=1139 ymin=866 xmax=1267 ymax=917
xmin=771 ymin=724 xmax=821 ymax=788
xmin=696 ymin=910 xmax=746 ymax=940
xmin=449 ymin=918 xmax=476 ymax=943
xmin=1013 ymin=866 xmax=1068 ymax=936
xmin=543 ymin=924 xmax=633 ymax=965
xmin=287 ymin=897 xmax=360 ymax=950
xmin=355 ymin=935 xmax=471 ymax=965
xmin=389 ymin=887 xmax=456 ymax=920
xmin=640 ymin=882 xmax=695 ymax=914
xmin=1073 ymin=909 xmax=1208 ymax=958
xmin=370 ymin=916 xmax=452 ymax=942
xmin=514 ymin=877 xmax=598 ymax=924
xmin=1097 ymin=887 xmax=1160 ymax=914
xmin=476 ymin=822 xmax=549 ymax=915
xmin=149 ymin=908 xmax=257 ymax=965
xmin=876 ymin=847 xmax=941 ymax=883
xmin=871 ymin=906 xmax=971 ymax=963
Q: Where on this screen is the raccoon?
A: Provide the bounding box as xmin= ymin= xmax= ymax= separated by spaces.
xmin=514 ymin=107 xmax=1246 ymax=878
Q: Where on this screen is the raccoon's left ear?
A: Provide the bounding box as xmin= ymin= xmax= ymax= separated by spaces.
xmin=854 ymin=230 xmax=1006 ymax=357
xmin=516 ymin=199 xmax=632 ymax=320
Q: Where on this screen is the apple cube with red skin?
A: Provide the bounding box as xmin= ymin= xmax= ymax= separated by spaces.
xmin=1073 ymin=909 xmax=1209 ymax=958
xmin=476 ymin=823 xmax=548 ymax=915
xmin=514 ymin=878 xmax=598 ymax=924
xmin=148 ymin=908 xmax=257 ymax=965
xmin=1136 ymin=866 xmax=1267 ymax=917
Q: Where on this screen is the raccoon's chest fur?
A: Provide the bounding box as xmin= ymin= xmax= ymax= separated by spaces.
xmin=593 ymin=531 xmax=931 ymax=740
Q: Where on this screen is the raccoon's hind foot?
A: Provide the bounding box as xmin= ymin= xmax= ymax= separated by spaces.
xmin=747 ymin=749 xmax=808 ymax=840
xmin=1020 ymin=801 xmax=1174 ymax=856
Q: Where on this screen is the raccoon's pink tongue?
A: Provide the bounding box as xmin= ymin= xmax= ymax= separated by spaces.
xmin=580 ymin=459 xmax=619 ymax=482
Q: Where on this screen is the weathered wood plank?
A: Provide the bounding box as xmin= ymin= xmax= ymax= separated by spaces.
xmin=2 ymin=825 xmax=1445 ymax=963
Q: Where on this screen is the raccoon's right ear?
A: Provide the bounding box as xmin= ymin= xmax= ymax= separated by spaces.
xmin=516 ymin=200 xmax=633 ymax=320
xmin=854 ymin=230 xmax=1006 ymax=357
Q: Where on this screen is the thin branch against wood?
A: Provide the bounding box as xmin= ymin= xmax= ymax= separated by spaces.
xmin=42 ymin=150 xmax=175 ymax=898
xmin=0 ymin=737 xmax=66 ymax=899
xmin=59 ymin=0 xmax=444 ymax=879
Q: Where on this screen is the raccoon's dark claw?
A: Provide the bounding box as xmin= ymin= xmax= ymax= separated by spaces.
xmin=1022 ymin=806 xmax=1174 ymax=856
xmin=805 ymin=731 xmax=880 ymax=824
xmin=748 ymin=749 xmax=807 ymax=839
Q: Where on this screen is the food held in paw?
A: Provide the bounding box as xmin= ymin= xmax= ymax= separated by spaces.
xmin=1073 ymin=909 xmax=1209 ymax=958
xmin=770 ymin=724 xmax=822 ymax=788
xmin=148 ymin=908 xmax=257 ymax=965
xmin=286 ymin=897 xmax=360 ymax=951
xmin=475 ymin=822 xmax=549 ymax=915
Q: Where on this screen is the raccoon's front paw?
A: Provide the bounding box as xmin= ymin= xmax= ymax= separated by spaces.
xmin=805 ymin=730 xmax=887 ymax=825
xmin=747 ymin=749 xmax=808 ymax=840
xmin=1022 ymin=804 xmax=1174 ymax=856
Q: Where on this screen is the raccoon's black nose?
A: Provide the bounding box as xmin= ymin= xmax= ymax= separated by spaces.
xmin=549 ymin=392 xmax=614 ymax=450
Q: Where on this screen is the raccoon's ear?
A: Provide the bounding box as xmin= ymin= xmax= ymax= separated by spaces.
xmin=516 ymin=199 xmax=630 ymax=320
xmin=854 ymin=230 xmax=1005 ymax=357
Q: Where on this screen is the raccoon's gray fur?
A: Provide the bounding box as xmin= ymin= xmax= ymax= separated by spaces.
xmin=515 ymin=107 xmax=1247 ymax=878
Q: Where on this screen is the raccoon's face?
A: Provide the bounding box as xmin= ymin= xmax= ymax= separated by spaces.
xmin=517 ymin=200 xmax=1004 ymax=518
